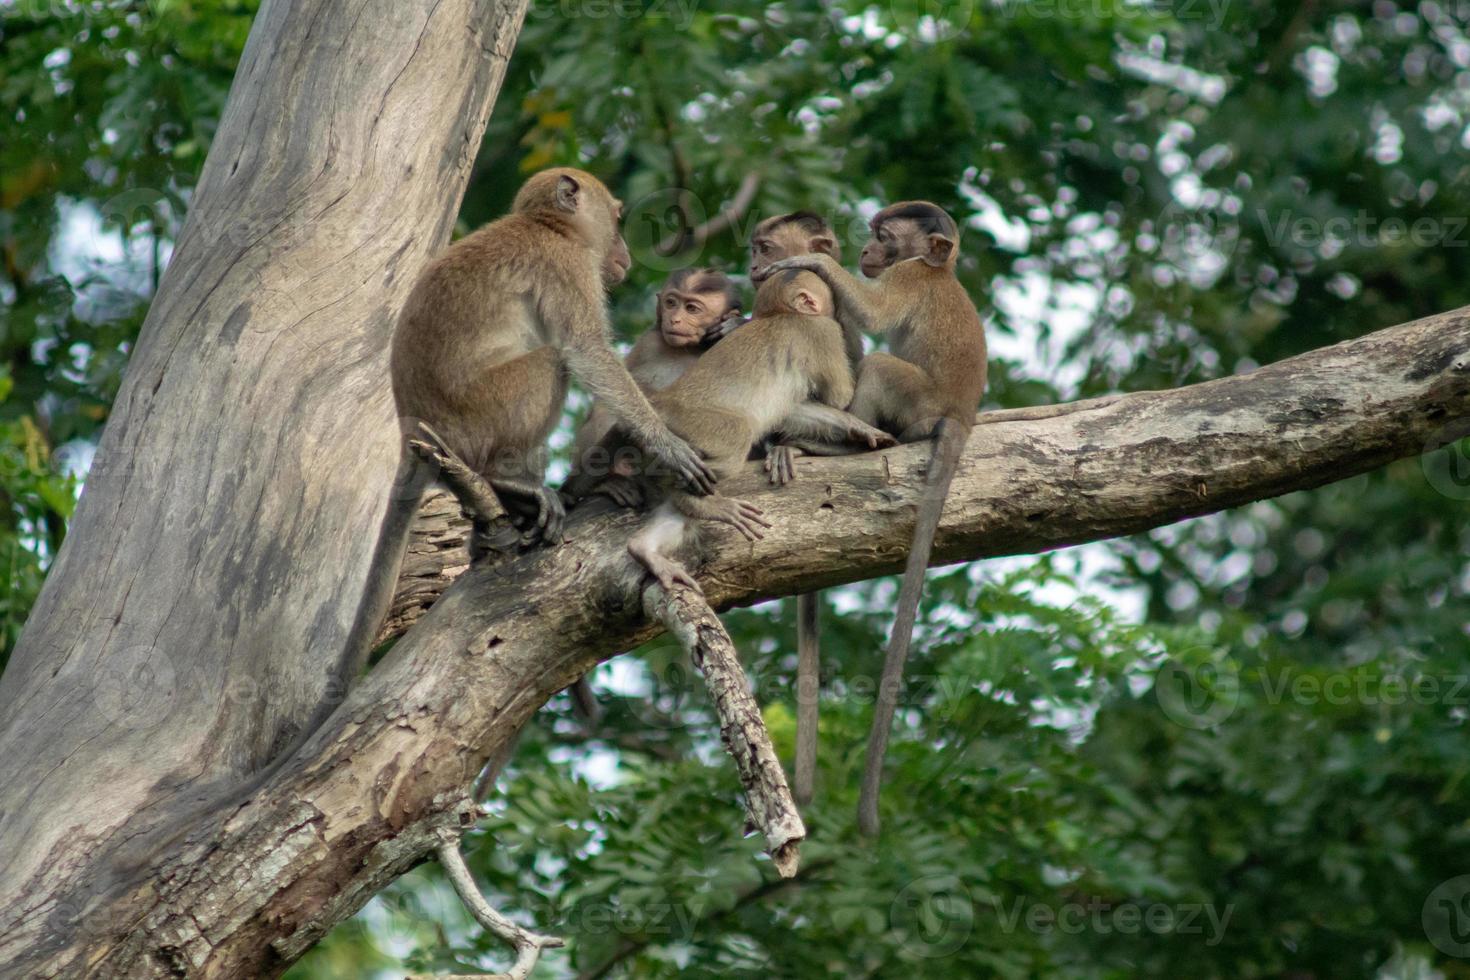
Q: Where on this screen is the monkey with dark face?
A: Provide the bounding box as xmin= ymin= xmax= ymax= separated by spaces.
xmin=566 ymin=270 xmax=891 ymax=592
xmin=758 ymin=201 xmax=986 ymax=836
xmin=569 ymin=268 xmax=742 ymax=505
xmin=391 ymin=167 xmax=717 ymax=553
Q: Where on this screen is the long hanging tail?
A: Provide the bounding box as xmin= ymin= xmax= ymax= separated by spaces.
xmin=793 ymin=590 xmax=821 ymax=806
xmin=857 ymin=417 xmax=968 ymax=837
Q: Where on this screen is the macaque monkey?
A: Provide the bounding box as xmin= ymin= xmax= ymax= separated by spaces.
xmin=565 ymin=270 xmax=891 ymax=592
xmin=569 ymin=268 xmax=742 ymax=506
xmin=391 ymin=167 xmax=716 ymax=557
xmin=758 ymin=201 xmax=986 ymax=837
xmin=730 ymin=211 xmax=854 ymax=808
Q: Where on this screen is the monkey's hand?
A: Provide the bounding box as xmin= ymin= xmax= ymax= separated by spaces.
xmin=594 ymin=475 xmax=644 ymax=508
xmin=649 ymin=433 xmax=718 ymax=495
xmin=764 ymin=442 xmax=802 ymax=486
xmin=705 ymin=495 xmax=773 ymax=542
xmin=702 ymin=309 xmax=748 ymax=346
xmin=751 ymin=253 xmax=829 ymax=282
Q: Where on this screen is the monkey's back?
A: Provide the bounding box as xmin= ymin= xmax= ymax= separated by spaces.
xmin=660 ymin=313 xmax=846 ymax=437
xmin=390 ymin=214 xmax=593 ymax=464
xmin=883 ymin=261 xmax=987 ymax=423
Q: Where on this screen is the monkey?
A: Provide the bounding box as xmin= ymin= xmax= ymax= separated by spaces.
xmin=758 ymin=200 xmax=986 ymax=837
xmin=568 ymin=267 xmax=743 ymax=508
xmin=390 ymin=166 xmax=717 ymax=553
xmin=564 ymin=269 xmax=892 ymax=594
xmin=727 ymin=210 xmax=862 ymax=808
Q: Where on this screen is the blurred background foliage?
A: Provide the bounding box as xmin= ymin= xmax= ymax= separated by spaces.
xmin=6 ymin=0 xmax=1470 ymax=976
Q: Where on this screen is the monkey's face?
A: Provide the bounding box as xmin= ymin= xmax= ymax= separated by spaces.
xmin=860 ymin=217 xmax=923 ymax=277
xmin=750 ymin=222 xmax=839 ymax=280
xmin=602 ymin=200 xmax=632 ymax=286
xmin=657 ymin=288 xmax=732 ymax=347
xmin=863 ymin=203 xmax=960 ymax=274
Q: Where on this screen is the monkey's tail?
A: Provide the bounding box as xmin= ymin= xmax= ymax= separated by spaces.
xmin=793 ymin=590 xmax=821 ymax=807
xmin=857 ymin=416 xmax=968 ymax=838
xmin=312 ymin=442 xmax=435 ymax=737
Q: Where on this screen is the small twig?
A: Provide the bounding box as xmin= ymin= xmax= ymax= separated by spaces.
xmin=427 ymin=830 xmax=564 ymax=980
xmin=406 ymin=423 xmax=506 ymax=524
xmin=641 ymin=583 xmax=805 ymax=876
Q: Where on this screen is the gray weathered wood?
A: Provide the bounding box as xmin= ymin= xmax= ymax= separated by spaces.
xmin=0 ymin=0 xmax=529 ymax=973
xmin=6 ymin=304 xmax=1466 ymax=977
xmin=643 ymin=584 xmax=806 ymax=876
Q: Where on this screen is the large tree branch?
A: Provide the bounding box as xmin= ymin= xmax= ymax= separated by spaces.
xmin=15 ymin=306 xmax=1467 ymax=976
xmin=0 ymin=0 xmax=531 ymax=972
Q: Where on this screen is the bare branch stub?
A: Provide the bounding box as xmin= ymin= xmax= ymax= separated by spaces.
xmin=641 ymin=582 xmax=806 ymax=877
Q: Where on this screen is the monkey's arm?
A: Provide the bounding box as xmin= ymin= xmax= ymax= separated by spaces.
xmin=540 ymin=283 xmax=717 ymax=494
xmin=701 ymin=308 xmax=749 ymax=345
xmin=757 ymin=253 xmax=891 ymax=334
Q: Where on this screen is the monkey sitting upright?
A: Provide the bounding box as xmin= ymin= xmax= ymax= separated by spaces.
xmin=565 ymin=270 xmax=893 ymax=593
xmin=568 ymin=267 xmax=742 ymax=505
xmin=736 ymin=209 xmax=858 ymax=808
xmin=758 ymin=201 xmax=986 ymax=837
xmin=389 ymin=167 xmax=716 ymax=556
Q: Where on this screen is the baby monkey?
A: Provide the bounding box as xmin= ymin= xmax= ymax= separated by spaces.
xmin=569 ymin=268 xmax=742 ymax=505
xmin=567 ymin=270 xmax=891 ymax=592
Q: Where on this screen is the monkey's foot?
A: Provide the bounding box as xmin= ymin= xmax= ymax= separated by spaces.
xmin=765 ymin=444 xmax=802 ymax=486
xmin=704 ymin=495 xmax=772 ymax=542
xmin=848 ymin=420 xmax=898 ymax=450
xmin=628 ymin=539 xmax=702 ymax=595
xmin=524 ymin=485 xmax=567 ymax=547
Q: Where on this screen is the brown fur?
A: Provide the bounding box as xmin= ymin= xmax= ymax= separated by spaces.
xmin=566 ymin=272 xmax=887 ymax=590
xmin=568 ymin=268 xmax=741 ymax=490
xmin=391 ymin=167 xmax=715 ymax=552
xmin=757 ymin=200 xmax=987 ymax=836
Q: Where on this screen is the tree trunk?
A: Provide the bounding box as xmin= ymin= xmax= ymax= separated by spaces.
xmin=5 ymin=285 xmax=1468 ymax=973
xmin=0 ymin=0 xmax=528 ymax=973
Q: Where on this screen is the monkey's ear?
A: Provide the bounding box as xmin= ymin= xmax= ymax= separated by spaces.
xmin=793 ymin=289 xmax=821 ymax=315
xmin=923 ymin=233 xmax=956 ymax=267
xmin=811 ymin=234 xmax=838 ymax=257
xmin=555 ymin=174 xmax=581 ymax=213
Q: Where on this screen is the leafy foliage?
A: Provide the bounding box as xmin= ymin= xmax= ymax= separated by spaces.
xmin=7 ymin=0 xmax=1470 ymax=976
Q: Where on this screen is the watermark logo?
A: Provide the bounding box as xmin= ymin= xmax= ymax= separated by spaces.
xmin=623 ymin=188 xmax=708 ymax=273
xmin=890 ymin=874 xmax=974 ymax=957
xmin=1423 ymin=419 xmax=1470 ymax=501
xmin=1155 ymin=197 xmax=1242 ymax=270
xmin=1424 ymin=875 xmax=1470 ymax=958
xmin=92 ymin=644 xmax=181 ymax=730
xmin=1154 ymin=650 xmax=1239 ymax=729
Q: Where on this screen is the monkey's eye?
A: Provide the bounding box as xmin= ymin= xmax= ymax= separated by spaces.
xmin=686 ymin=303 xmax=702 ymax=314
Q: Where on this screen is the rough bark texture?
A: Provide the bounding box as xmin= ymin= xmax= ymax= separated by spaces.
xmin=643 ymin=585 xmax=806 ymax=876
xmin=0 ymin=0 xmax=529 ymax=974
xmin=6 ymin=302 xmax=1467 ymax=977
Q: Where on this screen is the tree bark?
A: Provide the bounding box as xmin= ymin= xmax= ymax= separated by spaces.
xmin=5 ymin=298 xmax=1468 ymax=976
xmin=0 ymin=0 xmax=529 ymax=973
